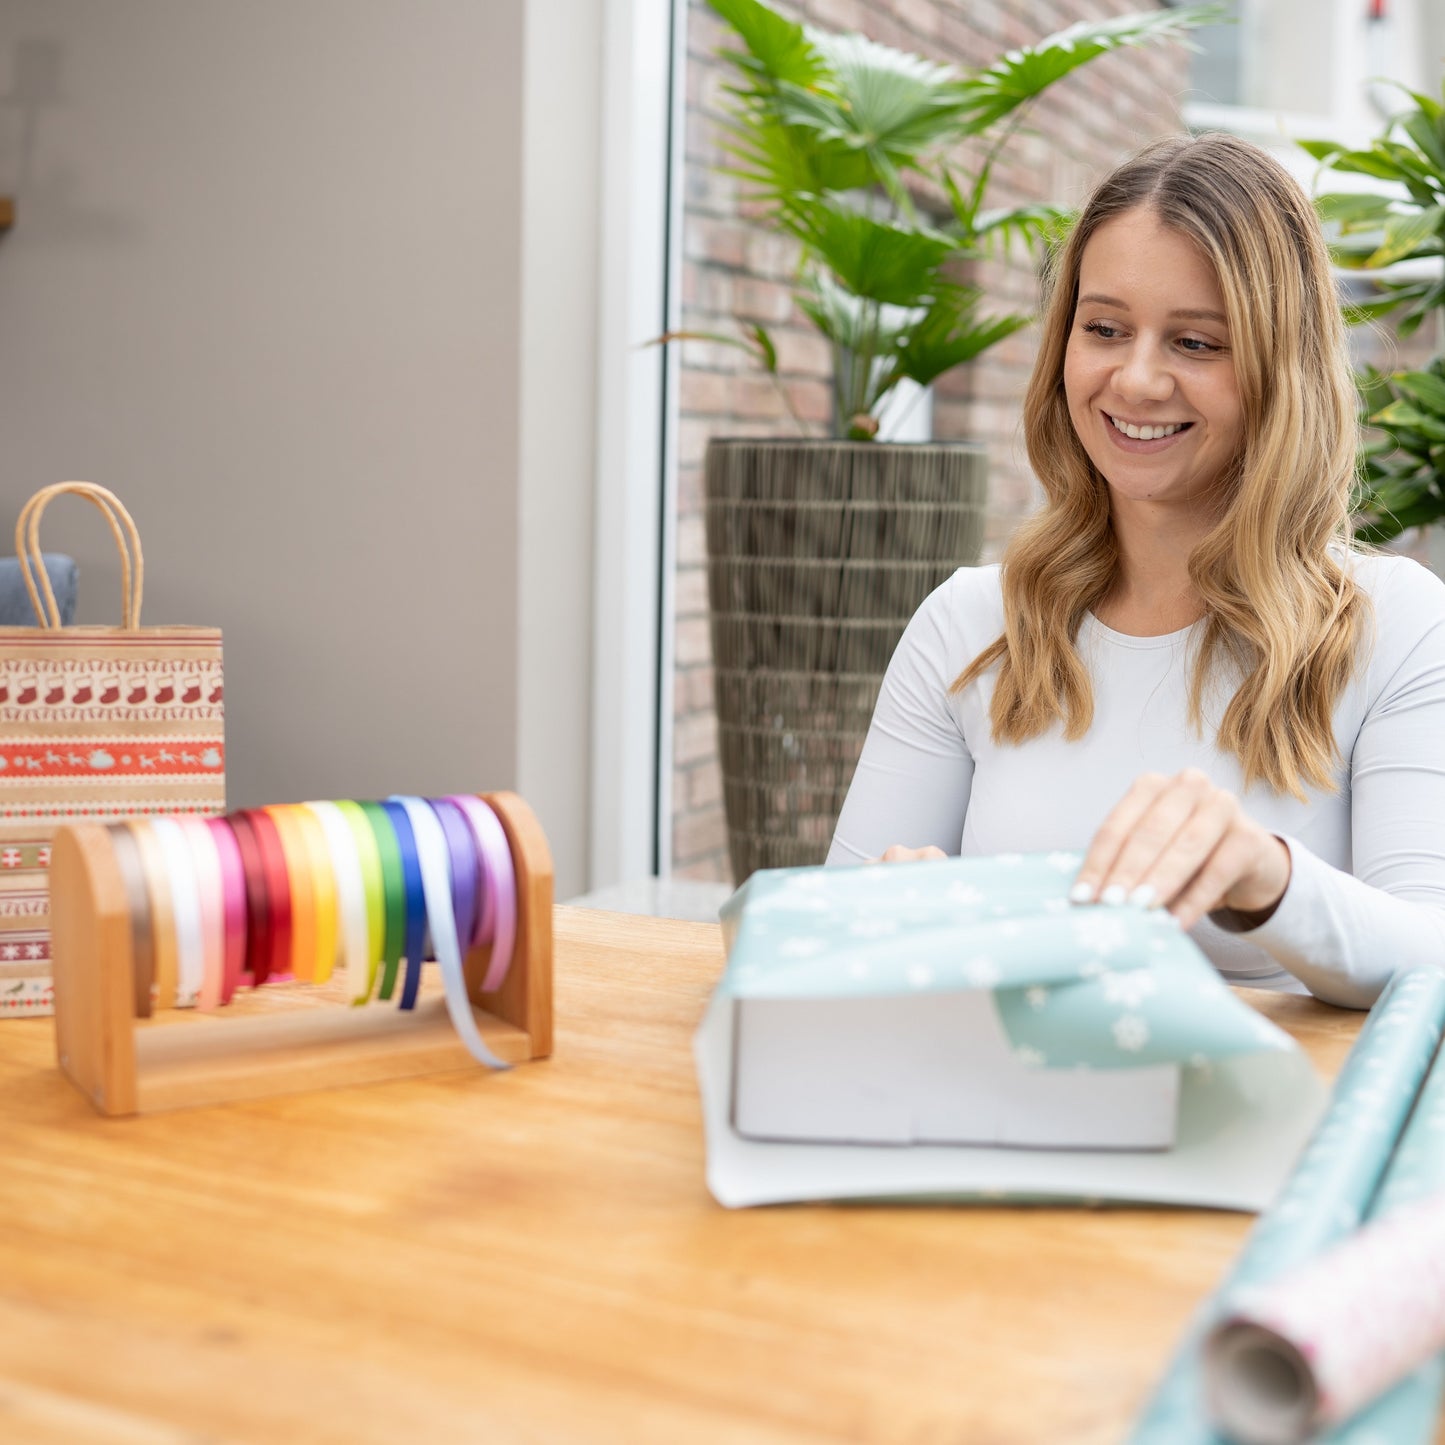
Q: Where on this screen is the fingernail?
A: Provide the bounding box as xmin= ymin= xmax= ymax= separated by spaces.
xmin=1100 ymin=884 xmax=1128 ymax=907
xmin=1069 ymin=881 xmax=1095 ymax=904
xmin=1128 ymin=884 xmax=1157 ymax=909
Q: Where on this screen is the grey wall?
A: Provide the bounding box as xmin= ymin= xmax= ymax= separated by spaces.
xmin=0 ymin=2 xmax=532 ymax=822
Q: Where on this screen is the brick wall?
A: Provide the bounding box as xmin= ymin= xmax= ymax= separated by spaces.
xmin=671 ymin=0 xmax=1191 ymax=881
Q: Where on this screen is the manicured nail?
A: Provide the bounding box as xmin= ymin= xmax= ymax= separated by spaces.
xmin=1100 ymin=884 xmax=1128 ymax=907
xmin=1128 ymin=883 xmax=1157 ymax=909
xmin=1069 ymin=881 xmax=1095 ymax=904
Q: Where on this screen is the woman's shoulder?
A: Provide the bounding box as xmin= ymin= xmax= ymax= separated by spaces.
xmin=1343 ymin=548 xmax=1445 ymax=680
xmin=927 ymin=561 xmax=1003 ymax=615
xmin=915 ymin=563 xmax=1004 ymax=645
xmin=889 ymin=564 xmax=1003 ymax=681
xmin=1345 ymin=548 xmax=1445 ymax=616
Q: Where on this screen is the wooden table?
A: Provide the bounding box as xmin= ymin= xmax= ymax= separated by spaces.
xmin=0 ymin=907 xmax=1383 ymax=1443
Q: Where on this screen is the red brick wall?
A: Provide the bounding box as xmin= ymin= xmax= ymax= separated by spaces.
xmin=671 ymin=0 xmax=1191 ymax=881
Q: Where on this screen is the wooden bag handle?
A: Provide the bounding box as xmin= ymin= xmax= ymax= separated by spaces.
xmin=15 ymin=482 xmax=145 ymax=630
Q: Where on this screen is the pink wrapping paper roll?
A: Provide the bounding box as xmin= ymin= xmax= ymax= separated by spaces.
xmin=1203 ymin=1191 xmax=1445 ymax=1445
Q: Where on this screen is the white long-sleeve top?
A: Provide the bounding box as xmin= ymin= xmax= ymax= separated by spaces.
xmin=826 ymin=554 xmax=1445 ymax=1008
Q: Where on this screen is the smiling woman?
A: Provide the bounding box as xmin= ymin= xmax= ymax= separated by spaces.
xmin=827 ymin=132 xmax=1445 ymax=1010
xmin=1064 ymin=210 xmax=1244 ymax=531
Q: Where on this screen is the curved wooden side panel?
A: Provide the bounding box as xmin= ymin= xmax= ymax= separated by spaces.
xmin=472 ymin=791 xmax=554 ymax=1059
xmin=50 ymin=824 xmax=137 ymax=1116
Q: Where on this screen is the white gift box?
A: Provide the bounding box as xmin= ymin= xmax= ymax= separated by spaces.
xmin=696 ymin=856 xmax=1324 ymax=1210
xmin=733 ymin=992 xmax=1180 ymax=1149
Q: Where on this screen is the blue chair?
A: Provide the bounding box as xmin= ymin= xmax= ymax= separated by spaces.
xmin=0 ymin=554 xmax=78 ymax=625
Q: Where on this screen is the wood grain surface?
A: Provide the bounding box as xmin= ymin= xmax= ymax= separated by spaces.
xmin=0 ymin=907 xmax=1425 ymax=1444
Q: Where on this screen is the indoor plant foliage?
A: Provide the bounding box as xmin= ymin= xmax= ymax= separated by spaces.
xmin=706 ymin=0 xmax=1219 ymax=439
xmin=1303 ymin=76 xmax=1445 ymax=542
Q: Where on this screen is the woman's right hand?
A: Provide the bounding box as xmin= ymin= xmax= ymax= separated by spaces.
xmin=871 ymin=844 xmax=947 ymax=864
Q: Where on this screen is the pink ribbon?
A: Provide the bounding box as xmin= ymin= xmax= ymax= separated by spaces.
xmin=443 ymin=794 xmax=516 ymax=994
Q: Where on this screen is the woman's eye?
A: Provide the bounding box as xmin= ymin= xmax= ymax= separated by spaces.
xmin=1082 ymin=320 xmax=1120 ymax=339
xmin=1178 ymin=336 xmax=1220 ymax=354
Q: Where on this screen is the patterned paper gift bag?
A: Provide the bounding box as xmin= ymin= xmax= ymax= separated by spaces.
xmin=0 ymin=483 xmax=225 ymax=1015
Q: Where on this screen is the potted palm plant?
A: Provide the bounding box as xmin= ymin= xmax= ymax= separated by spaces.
xmin=689 ymin=0 xmax=1218 ymax=880
xmin=1302 ymin=76 xmax=1445 ymax=542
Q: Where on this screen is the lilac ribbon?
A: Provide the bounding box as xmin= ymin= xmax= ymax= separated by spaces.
xmin=387 ymin=795 xmax=508 ymax=1070
xmin=443 ymin=794 xmax=516 ymax=994
xmin=429 ymin=798 xmax=480 ymax=950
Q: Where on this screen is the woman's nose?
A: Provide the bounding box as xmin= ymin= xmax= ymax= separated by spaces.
xmin=1114 ymin=343 xmax=1175 ymax=402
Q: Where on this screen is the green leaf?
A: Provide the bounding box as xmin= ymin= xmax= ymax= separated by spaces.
xmin=747 ymin=322 xmax=778 ymax=374
xmin=796 ymin=270 xmax=917 ymax=358
xmin=802 ymin=28 xmax=973 ymax=165
xmin=1402 ymin=111 xmax=1445 ymax=173
xmin=1327 ymin=150 xmax=1416 ymax=184
xmin=1394 ymin=370 xmax=1445 ymax=418
xmin=650 ymin=327 xmax=779 ymax=374
xmin=1299 ymin=138 xmax=1346 ymax=163
xmin=1365 ymin=205 xmax=1445 ymax=268
xmin=1373 ymin=399 xmax=1445 ymax=443
xmin=888 ymin=286 xmax=1030 ymax=391
xmin=972 ymin=202 xmax=1073 ymax=257
xmin=707 ymin=0 xmax=823 ymax=87
xmin=783 ymin=198 xmax=954 ymax=306
xmin=944 ymin=5 xmax=1222 ymax=138
xmin=1354 ymin=495 xmax=1443 ymax=543
xmin=1356 ymin=365 xmax=1396 ymax=415
xmin=1314 ymin=191 xmax=1393 ymax=226
xmin=1370 ymin=475 xmax=1436 ymax=513
xmin=1341 ymin=277 xmax=1437 ymax=324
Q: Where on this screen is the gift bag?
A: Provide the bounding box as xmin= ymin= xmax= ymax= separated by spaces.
xmin=0 ymin=483 xmax=225 ymax=1015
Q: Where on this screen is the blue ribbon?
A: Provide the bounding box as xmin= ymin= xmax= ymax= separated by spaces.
xmin=380 ymin=799 xmax=428 ymax=1011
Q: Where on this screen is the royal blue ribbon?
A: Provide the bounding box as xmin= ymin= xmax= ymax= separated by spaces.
xmin=380 ymin=799 xmax=428 ymax=1011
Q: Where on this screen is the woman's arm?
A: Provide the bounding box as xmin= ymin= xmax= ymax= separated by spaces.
xmin=826 ymin=577 xmax=977 ymax=865
xmin=1231 ymin=561 xmax=1445 ymax=1006
xmin=1072 ymin=559 xmax=1445 ymax=1008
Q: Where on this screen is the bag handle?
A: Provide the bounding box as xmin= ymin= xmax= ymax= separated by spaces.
xmin=15 ymin=482 xmax=145 ymax=630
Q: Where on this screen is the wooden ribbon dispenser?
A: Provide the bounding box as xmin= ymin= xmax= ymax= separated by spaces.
xmin=48 ymin=791 xmax=553 ymax=1116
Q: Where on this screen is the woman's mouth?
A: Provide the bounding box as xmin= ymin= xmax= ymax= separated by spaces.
xmin=1108 ymin=413 xmax=1190 ymax=440
xmin=1105 ymin=412 xmax=1193 ymax=449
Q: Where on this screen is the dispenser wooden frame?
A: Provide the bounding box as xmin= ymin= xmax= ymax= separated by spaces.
xmin=50 ymin=792 xmax=554 ymax=1117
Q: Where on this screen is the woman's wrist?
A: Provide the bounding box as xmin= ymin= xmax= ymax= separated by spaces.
xmin=1215 ymin=835 xmax=1292 ymax=930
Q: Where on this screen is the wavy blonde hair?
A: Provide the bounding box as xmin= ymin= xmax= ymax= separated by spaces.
xmin=954 ymin=132 xmax=1368 ymax=799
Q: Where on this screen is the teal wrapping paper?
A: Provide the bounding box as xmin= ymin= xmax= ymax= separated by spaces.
xmin=1316 ymin=1007 xmax=1445 ymax=1445
xmin=696 ymin=855 xmax=1325 ymax=1210
xmin=1128 ymin=965 xmax=1445 ymax=1443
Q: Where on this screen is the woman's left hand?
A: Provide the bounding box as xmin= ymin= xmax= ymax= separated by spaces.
xmin=1071 ymin=769 xmax=1292 ymax=931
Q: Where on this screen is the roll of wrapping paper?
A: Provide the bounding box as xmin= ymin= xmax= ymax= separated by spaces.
xmin=1203 ymin=1191 xmax=1445 ymax=1444
xmin=1277 ymin=1024 xmax=1445 ymax=1445
xmin=1127 ymin=965 xmax=1445 ymax=1445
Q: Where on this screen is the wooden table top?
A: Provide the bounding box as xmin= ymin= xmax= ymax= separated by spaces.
xmin=0 ymin=907 xmax=1383 ymax=1444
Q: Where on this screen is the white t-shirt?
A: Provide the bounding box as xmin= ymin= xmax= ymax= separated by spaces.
xmin=826 ymin=553 xmax=1445 ymax=1007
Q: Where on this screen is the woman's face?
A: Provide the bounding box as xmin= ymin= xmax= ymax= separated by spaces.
xmin=1063 ymin=206 xmax=1244 ymax=516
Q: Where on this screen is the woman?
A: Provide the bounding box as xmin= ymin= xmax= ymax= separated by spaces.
xmin=826 ymin=132 xmax=1445 ymax=1008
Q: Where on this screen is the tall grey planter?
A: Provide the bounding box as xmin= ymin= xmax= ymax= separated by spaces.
xmin=705 ymin=438 xmax=988 ymax=882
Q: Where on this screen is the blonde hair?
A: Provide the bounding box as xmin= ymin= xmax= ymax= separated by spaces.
xmin=955 ymin=132 xmax=1368 ymax=799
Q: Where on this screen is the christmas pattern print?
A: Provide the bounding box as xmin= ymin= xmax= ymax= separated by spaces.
xmin=0 ymin=655 xmax=223 ymax=722
xmin=0 ymin=977 xmax=54 ymax=1015
xmin=0 ymin=932 xmax=48 ymax=964
xmin=0 ymin=740 xmax=225 ymax=780
xmin=0 ymin=839 xmax=50 ymax=871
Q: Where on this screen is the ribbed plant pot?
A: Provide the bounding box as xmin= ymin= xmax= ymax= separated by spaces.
xmin=705 ymin=438 xmax=987 ymax=882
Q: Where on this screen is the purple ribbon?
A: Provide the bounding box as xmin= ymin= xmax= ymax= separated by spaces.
xmin=443 ymin=794 xmax=516 ymax=994
xmin=429 ymin=798 xmax=480 ymax=949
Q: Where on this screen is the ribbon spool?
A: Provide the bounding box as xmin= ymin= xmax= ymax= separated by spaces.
xmin=48 ymin=791 xmax=554 ymax=1116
